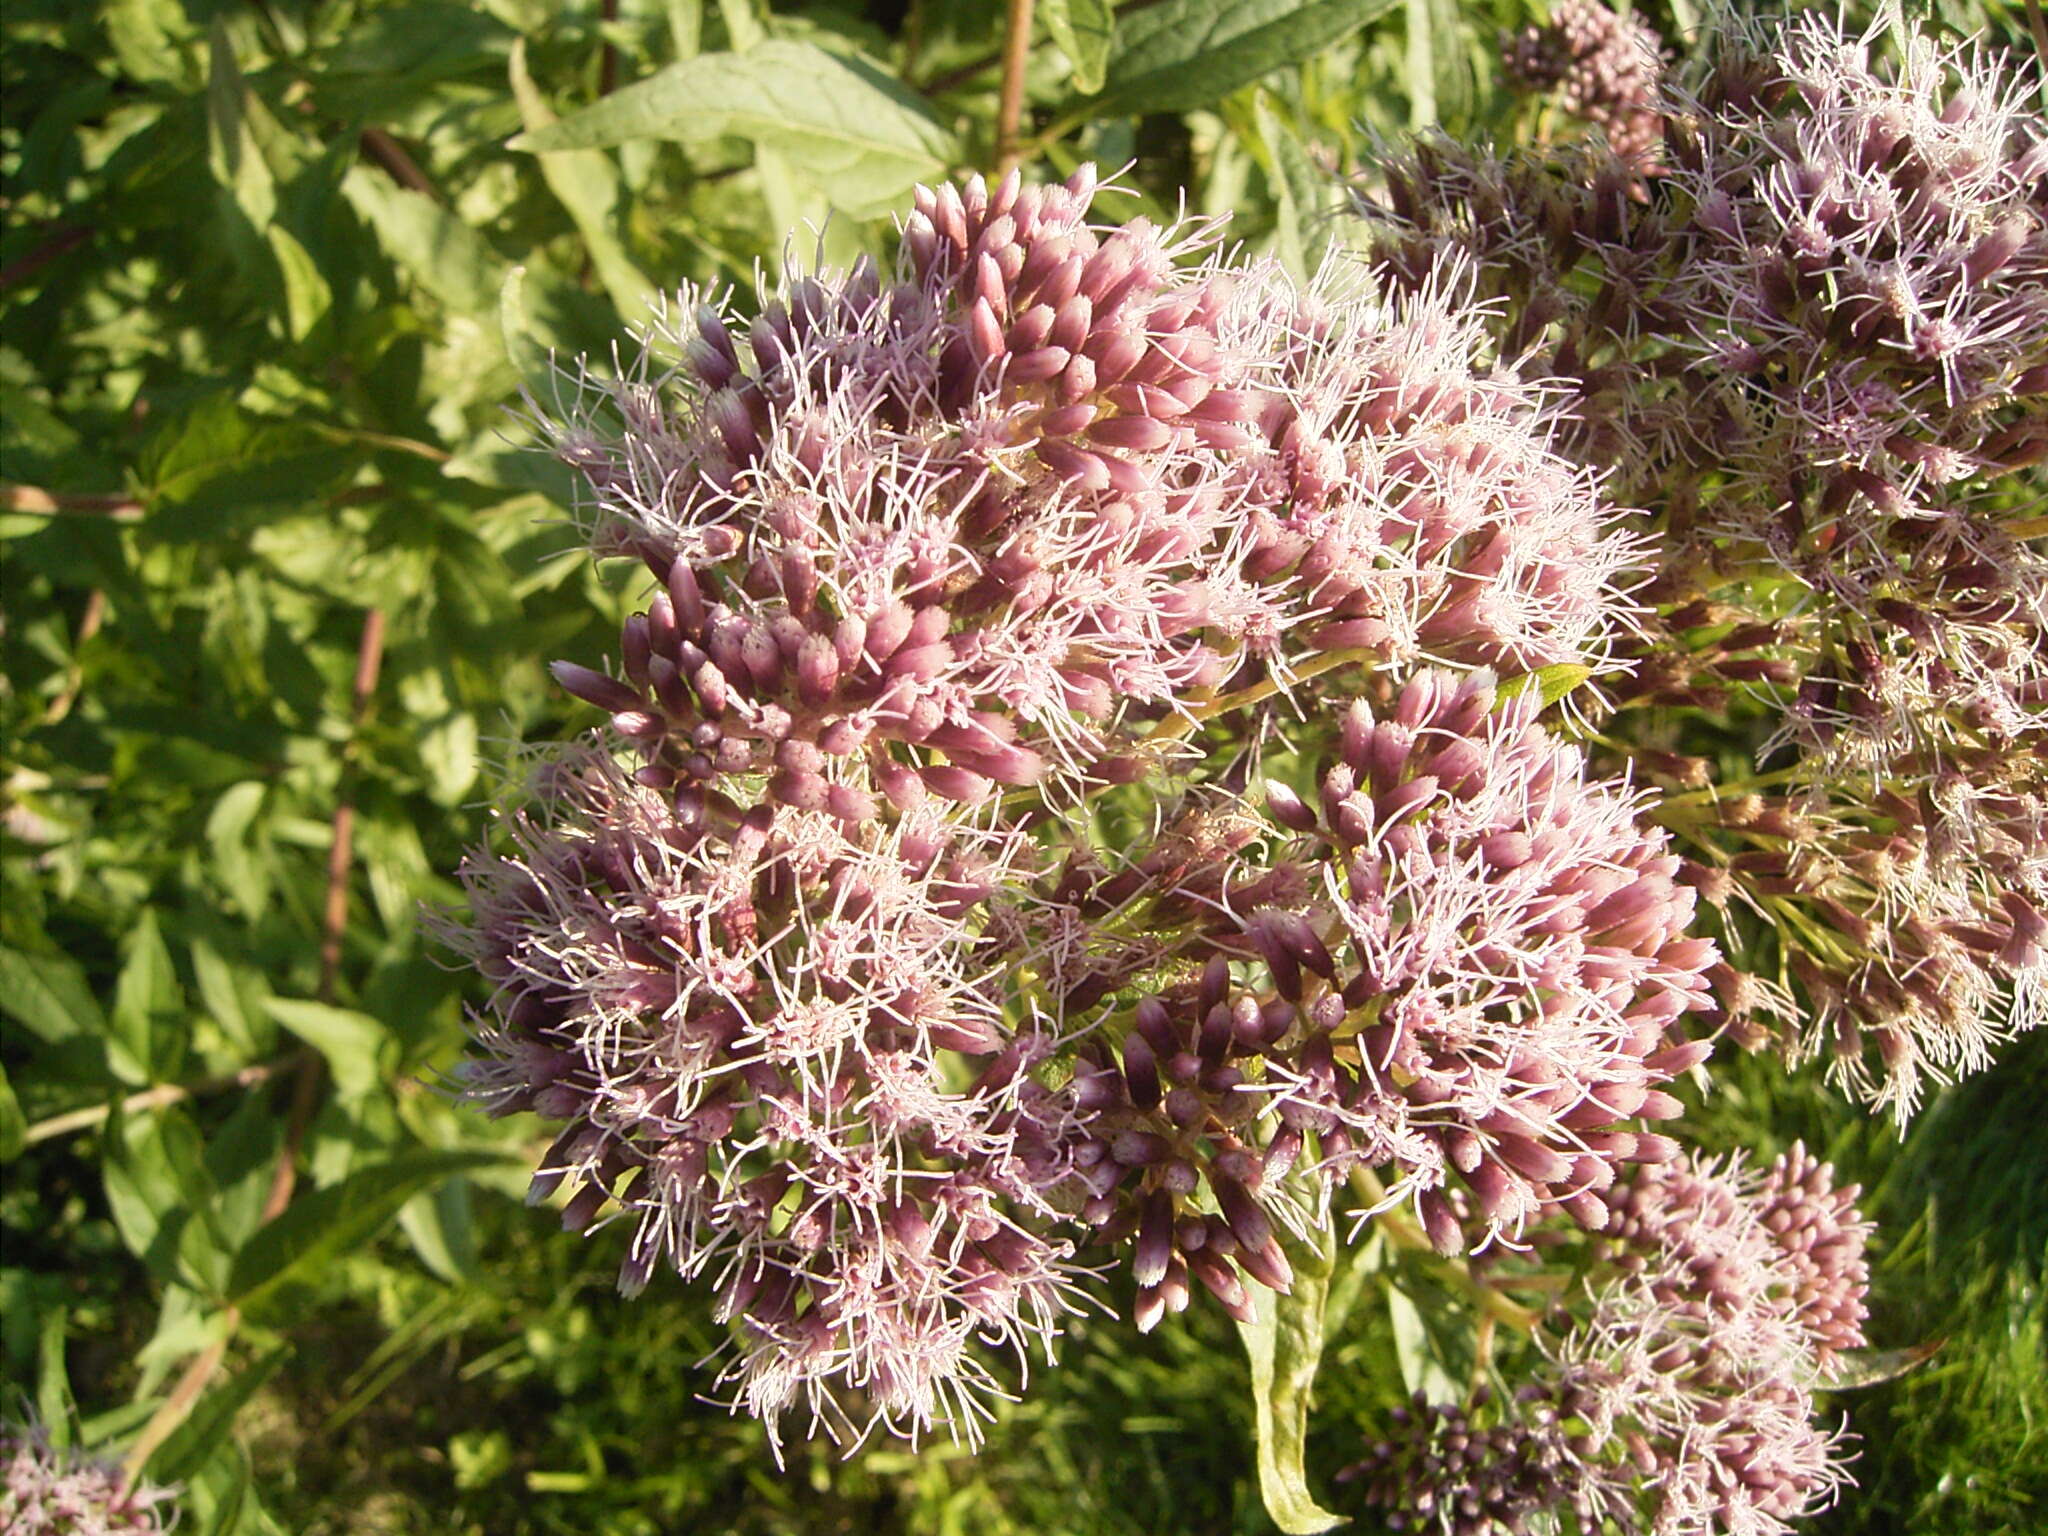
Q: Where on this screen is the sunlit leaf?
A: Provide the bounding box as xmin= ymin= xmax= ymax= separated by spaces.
xmin=1235 ymin=1214 xmax=1348 ymax=1533
xmin=511 ymin=40 xmax=955 ymax=218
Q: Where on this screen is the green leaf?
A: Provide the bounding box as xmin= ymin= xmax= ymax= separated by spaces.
xmin=1235 ymin=1217 xmax=1348 ymax=1534
xmin=399 ymin=1174 xmax=479 ymax=1283
xmin=264 ymin=225 xmax=333 ymax=343
xmin=1817 ymin=1338 xmax=1945 ymax=1391
xmin=419 ymin=711 xmax=480 ymax=805
xmin=341 ymin=164 xmax=506 ymax=317
xmin=1387 ymin=1282 xmax=1461 ymax=1402
xmin=205 ymin=781 xmax=271 ymax=921
xmin=1493 ymin=663 xmax=1594 ymax=710
xmin=0 ymin=944 xmax=106 ymax=1045
xmin=141 ymin=394 xmax=349 ymax=524
xmin=37 ymin=1307 xmax=74 ymax=1445
xmin=111 ymin=907 xmax=182 ymax=1086
xmin=261 ymin=998 xmax=387 ymax=1099
xmin=0 ymin=1062 xmax=24 ymax=1162
xmin=152 ymin=1346 xmax=289 ymax=1484
xmin=1088 ymin=0 xmax=1401 ymax=116
xmin=511 ymin=41 xmax=955 ymax=218
xmin=207 ymin=20 xmax=277 ymax=234
xmin=227 ymin=1150 xmax=511 ymax=1306
xmin=508 ymin=38 xmax=657 ymax=322
xmin=1042 ymin=0 xmax=1117 ymax=93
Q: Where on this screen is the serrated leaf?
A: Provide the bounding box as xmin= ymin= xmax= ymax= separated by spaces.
xmin=1235 ymin=1217 xmax=1348 ymax=1534
xmin=1042 ymin=0 xmax=1116 ymax=93
xmin=1817 ymin=1338 xmax=1945 ymax=1390
xmin=511 ymin=40 xmax=954 ymax=218
xmin=141 ymin=394 xmax=349 ymax=524
xmin=1089 ymin=0 xmax=1401 ymax=116
xmin=227 ymin=1150 xmax=511 ymax=1306
xmin=0 ymin=944 xmax=106 ymax=1045
xmin=260 ymin=999 xmax=385 ymax=1099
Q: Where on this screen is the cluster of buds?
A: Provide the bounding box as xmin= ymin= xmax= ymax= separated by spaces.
xmin=1338 ymin=1388 xmax=1589 ymax=1536
xmin=1 ymin=1422 xmax=176 ymax=1536
xmin=1236 ymin=670 xmax=1716 ymax=1253
xmin=1504 ymin=0 xmax=1668 ymax=167
xmin=1347 ymin=1145 xmax=1871 ymax=1536
xmin=456 ymin=163 xmax=1714 ymax=1448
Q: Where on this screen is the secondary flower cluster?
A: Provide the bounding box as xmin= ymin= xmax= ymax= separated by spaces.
xmin=452 ymin=162 xmax=1720 ymax=1449
xmin=1344 ymin=1145 xmax=1871 ymax=1536
xmin=1504 ymin=0 xmax=1667 ymax=167
xmin=1354 ymin=4 xmax=2048 ymax=1117
xmin=1 ymin=1422 xmax=176 ymax=1536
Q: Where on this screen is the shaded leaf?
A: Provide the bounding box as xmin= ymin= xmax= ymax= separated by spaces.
xmin=0 ymin=944 xmax=106 ymax=1045
xmin=508 ymin=38 xmax=656 ymax=322
xmin=227 ymin=1149 xmax=512 ymax=1306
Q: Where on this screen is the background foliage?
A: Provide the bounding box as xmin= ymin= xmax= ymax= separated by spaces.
xmin=2 ymin=0 xmax=2042 ymax=1532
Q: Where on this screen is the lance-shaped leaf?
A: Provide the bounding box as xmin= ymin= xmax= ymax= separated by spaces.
xmin=1235 ymin=1214 xmax=1348 ymax=1533
xmin=227 ymin=1149 xmax=512 ymax=1307
xmin=1084 ymin=0 xmax=1401 ymax=118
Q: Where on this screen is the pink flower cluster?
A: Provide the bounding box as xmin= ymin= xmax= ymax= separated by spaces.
xmin=1346 ymin=1145 xmax=1872 ymax=1536
xmin=453 ymin=164 xmax=1725 ymax=1449
xmin=1 ymin=1423 xmax=176 ymax=1536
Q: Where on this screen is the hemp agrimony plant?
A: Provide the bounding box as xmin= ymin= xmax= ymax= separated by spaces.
xmin=445 ymin=8 xmax=2040 ymax=1531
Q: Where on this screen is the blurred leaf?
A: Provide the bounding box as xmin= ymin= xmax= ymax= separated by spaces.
xmin=511 ymin=40 xmax=955 ymax=217
xmin=1818 ymin=1338 xmax=1946 ymax=1390
xmin=37 ymin=1308 xmax=74 ymax=1445
xmin=419 ymin=711 xmax=481 ymax=805
xmin=227 ymin=1149 xmax=511 ymax=1306
xmin=207 ymin=21 xmax=278 ymax=236
xmin=205 ymin=782 xmax=272 ymax=921
xmin=342 ymin=165 xmax=506 ymax=317
xmin=261 ymin=998 xmax=387 ymax=1099
xmin=0 ymin=1063 xmax=24 ymax=1162
xmin=264 ymin=226 xmax=334 ymax=343
xmin=1088 ymin=0 xmax=1401 ymax=116
xmin=153 ymin=1346 xmax=289 ymax=1484
xmin=1042 ymin=0 xmax=1117 ymax=93
xmin=111 ymin=907 xmax=182 ymax=1085
xmin=399 ymin=1174 xmax=480 ymax=1283
xmin=1236 ymin=1216 xmax=1347 ymax=1534
xmin=0 ymin=944 xmax=107 ymax=1045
